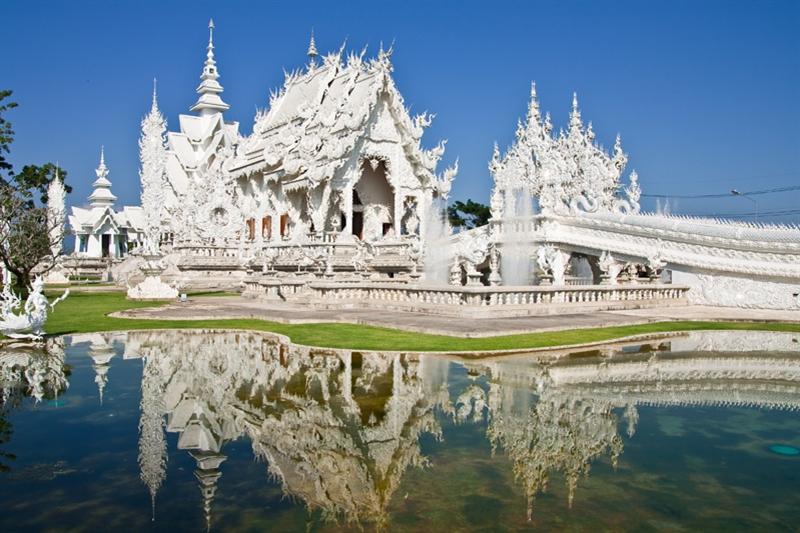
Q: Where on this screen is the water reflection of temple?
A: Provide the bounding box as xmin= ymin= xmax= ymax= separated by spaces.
xmin=0 ymin=339 xmax=69 ymax=472
xmin=54 ymin=330 xmax=800 ymax=527
xmin=123 ymin=330 xmax=452 ymax=529
xmin=461 ymin=331 xmax=800 ymax=518
xmin=0 ymin=339 xmax=68 ymax=405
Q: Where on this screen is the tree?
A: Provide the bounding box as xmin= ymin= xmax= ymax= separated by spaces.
xmin=0 ymin=90 xmax=71 ymax=291
xmin=447 ymin=199 xmax=491 ymax=230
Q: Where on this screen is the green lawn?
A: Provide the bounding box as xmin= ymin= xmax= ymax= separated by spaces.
xmin=42 ymin=291 xmax=800 ymax=353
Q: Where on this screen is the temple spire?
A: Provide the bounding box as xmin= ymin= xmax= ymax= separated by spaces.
xmin=152 ymin=78 xmax=158 ymax=111
xmin=89 ymin=146 xmax=117 ymax=208
xmin=569 ymin=92 xmax=583 ymax=133
xmin=307 ymin=29 xmax=318 ymax=69
xmin=191 ymin=451 xmax=226 ymax=533
xmin=526 ymin=81 xmax=541 ymax=127
xmin=190 ymin=18 xmax=230 ymax=115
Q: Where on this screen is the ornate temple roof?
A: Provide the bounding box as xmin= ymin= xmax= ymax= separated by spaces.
xmin=229 ymin=39 xmax=456 ymax=195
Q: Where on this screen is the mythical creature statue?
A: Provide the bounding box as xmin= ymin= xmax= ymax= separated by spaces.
xmin=406 ymin=237 xmax=424 ymax=278
xmin=455 ymin=230 xmax=491 ymax=270
xmin=647 ymin=248 xmax=666 ymax=274
xmin=536 ymin=245 xmax=569 ymax=286
xmin=598 ymin=251 xmax=622 ymax=285
xmin=0 ymin=276 xmax=69 ymax=340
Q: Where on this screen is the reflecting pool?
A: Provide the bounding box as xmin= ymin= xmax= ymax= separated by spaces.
xmin=1 ymin=330 xmax=799 ymax=531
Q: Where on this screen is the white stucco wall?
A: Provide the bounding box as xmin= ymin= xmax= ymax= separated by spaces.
xmin=672 ymin=269 xmax=800 ymax=310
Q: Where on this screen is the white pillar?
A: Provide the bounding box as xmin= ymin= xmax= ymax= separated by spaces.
xmin=393 ymin=190 xmax=402 ymax=236
xmin=343 ymin=185 xmax=353 ymax=236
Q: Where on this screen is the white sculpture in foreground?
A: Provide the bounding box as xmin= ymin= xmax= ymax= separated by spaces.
xmin=125 ymin=80 xmax=178 ymax=301
xmin=0 ymin=274 xmax=69 ymax=339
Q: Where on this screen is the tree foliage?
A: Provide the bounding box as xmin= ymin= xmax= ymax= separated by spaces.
xmin=0 ymin=90 xmax=17 ymax=175
xmin=0 ymin=90 xmax=70 ymax=290
xmin=447 ymin=199 xmax=491 ymax=230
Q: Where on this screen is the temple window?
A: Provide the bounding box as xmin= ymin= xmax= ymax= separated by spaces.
xmin=262 ymin=217 xmax=272 ymax=240
xmin=245 ymin=218 xmax=256 ymax=241
xmin=280 ymin=214 xmax=289 ymax=238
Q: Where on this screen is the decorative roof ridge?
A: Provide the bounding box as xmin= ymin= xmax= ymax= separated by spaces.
xmin=586 ymin=209 xmax=800 ymax=234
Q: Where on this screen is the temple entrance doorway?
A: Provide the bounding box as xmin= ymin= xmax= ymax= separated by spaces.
xmin=353 ymin=159 xmax=393 ymax=241
xmin=101 ymin=234 xmax=111 ymax=258
xmin=352 ymin=211 xmax=364 ymax=239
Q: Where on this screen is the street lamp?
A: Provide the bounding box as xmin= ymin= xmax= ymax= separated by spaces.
xmin=731 ymin=189 xmax=758 ymax=222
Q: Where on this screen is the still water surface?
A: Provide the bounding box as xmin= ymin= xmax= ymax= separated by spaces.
xmin=1 ymin=330 xmax=799 ymax=531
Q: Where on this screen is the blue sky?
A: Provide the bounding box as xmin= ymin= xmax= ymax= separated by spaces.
xmin=5 ymin=0 xmax=799 ymax=221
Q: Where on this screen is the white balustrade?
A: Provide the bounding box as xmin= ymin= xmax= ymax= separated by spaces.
xmin=279 ymin=281 xmax=689 ymax=308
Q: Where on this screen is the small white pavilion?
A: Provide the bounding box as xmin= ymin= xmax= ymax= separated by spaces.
xmin=69 ymin=148 xmax=145 ymax=259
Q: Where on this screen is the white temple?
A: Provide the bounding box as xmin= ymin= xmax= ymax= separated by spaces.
xmin=150 ymin=22 xmax=453 ymax=258
xmin=62 ymin=21 xmax=800 ymax=310
xmin=68 ymin=148 xmax=144 ymax=259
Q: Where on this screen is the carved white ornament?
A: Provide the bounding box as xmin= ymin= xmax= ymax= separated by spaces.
xmin=490 ymin=84 xmax=639 ymax=217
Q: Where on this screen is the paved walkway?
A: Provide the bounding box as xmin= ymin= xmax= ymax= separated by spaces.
xmin=610 ymin=306 xmax=800 ymax=323
xmin=112 ymin=296 xmax=800 ymax=338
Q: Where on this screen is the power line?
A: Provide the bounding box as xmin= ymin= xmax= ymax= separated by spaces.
xmin=690 ymin=208 xmax=800 ymax=218
xmin=643 ymin=185 xmax=800 ymax=199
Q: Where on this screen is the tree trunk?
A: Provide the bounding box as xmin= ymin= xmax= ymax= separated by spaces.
xmin=13 ymin=272 xmax=30 ymax=298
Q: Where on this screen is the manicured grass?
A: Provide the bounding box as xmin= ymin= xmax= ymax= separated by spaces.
xmin=44 ymin=291 xmax=800 ymax=353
